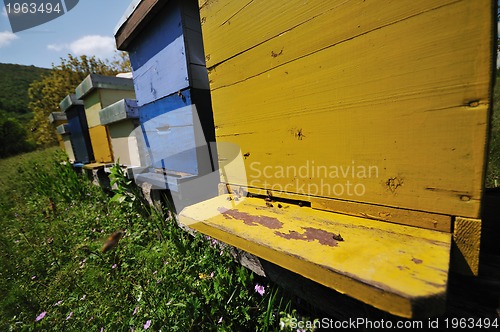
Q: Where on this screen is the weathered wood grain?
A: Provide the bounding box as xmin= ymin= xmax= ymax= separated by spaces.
xmin=202 ymin=0 xmax=493 ymax=219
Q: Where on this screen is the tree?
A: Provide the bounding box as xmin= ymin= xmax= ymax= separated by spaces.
xmin=28 ymin=53 xmax=131 ymax=146
xmin=0 ymin=118 xmax=35 ymax=158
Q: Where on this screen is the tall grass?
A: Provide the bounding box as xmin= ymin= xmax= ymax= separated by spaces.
xmin=486 ymin=71 xmax=500 ymax=187
xmin=0 ymin=150 xmax=316 ymax=331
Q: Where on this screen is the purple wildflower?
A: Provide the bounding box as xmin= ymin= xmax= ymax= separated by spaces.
xmin=144 ymin=319 xmax=151 ymax=330
xmin=35 ymin=311 xmax=46 ymax=322
xmin=218 ymin=317 xmax=223 ymax=324
xmin=66 ymin=312 xmax=73 ymax=320
xmin=254 ymin=284 xmax=265 ymax=296
xmin=112 ymin=264 xmax=117 ymax=269
xmin=132 ymin=306 xmax=138 ymax=315
xmin=53 ymin=300 xmax=62 ymax=306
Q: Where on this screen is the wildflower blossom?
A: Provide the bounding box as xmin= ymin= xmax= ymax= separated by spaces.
xmin=35 ymin=311 xmax=46 ymax=322
xmin=66 ymin=312 xmax=73 ymax=320
xmin=218 ymin=317 xmax=223 ymax=324
xmin=53 ymin=300 xmax=62 ymax=306
xmin=31 ymin=275 xmax=36 ymax=280
xmin=112 ymin=264 xmax=117 ymax=269
xmin=80 ymin=294 xmax=86 ymax=300
xmin=144 ymin=319 xmax=152 ymax=330
xmin=133 ymin=306 xmax=138 ymax=315
xmin=254 ymin=284 xmax=265 ymax=296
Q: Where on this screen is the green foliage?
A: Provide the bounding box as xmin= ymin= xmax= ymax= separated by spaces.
xmin=485 ymin=71 xmax=500 ymax=187
xmin=28 ymin=53 xmax=131 ymax=147
xmin=0 ymin=63 xmax=50 ymax=122
xmin=0 ymin=117 xmax=35 ymax=158
xmin=0 ymin=149 xmax=312 ymax=331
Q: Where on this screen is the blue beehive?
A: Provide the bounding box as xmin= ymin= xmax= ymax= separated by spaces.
xmin=115 ymin=0 xmax=216 ymax=195
xmin=60 ymin=94 xmax=94 ymax=164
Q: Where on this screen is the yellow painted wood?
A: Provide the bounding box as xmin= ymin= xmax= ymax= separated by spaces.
xmin=83 ymin=162 xmax=106 ymax=170
xmin=451 ymin=217 xmax=482 ymax=276
xmin=179 ymin=195 xmax=451 ymax=318
xmin=88 ymin=125 xmax=113 ymax=163
xmin=83 ymin=91 xmax=102 ymax=128
xmin=202 ymin=0 xmax=493 ymax=220
xmin=311 ymin=197 xmax=452 ymax=232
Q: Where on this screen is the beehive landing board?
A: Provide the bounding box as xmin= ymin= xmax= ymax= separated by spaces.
xmin=179 ymin=195 xmax=451 ymax=318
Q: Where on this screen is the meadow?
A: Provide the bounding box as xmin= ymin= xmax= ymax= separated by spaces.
xmin=0 ymin=148 xmax=316 ymax=331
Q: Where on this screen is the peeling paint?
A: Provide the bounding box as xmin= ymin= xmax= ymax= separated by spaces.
xmin=218 ymin=208 xmax=283 ymax=229
xmin=275 ymin=227 xmax=342 ymax=247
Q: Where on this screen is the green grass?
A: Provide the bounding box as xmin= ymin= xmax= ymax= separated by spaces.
xmin=0 ymin=149 xmax=317 ymax=331
xmin=486 ymin=71 xmax=500 ymax=187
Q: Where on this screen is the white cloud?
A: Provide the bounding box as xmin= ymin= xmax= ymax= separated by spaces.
xmin=69 ymin=35 xmax=116 ymax=59
xmin=0 ymin=30 xmax=18 ymax=48
xmin=47 ymin=35 xmax=116 ymax=60
xmin=47 ymin=43 xmax=66 ymax=51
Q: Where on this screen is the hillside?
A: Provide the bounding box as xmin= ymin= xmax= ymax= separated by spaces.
xmin=0 ymin=63 xmax=50 ymax=122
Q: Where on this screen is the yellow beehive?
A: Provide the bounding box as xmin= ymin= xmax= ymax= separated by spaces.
xmin=75 ymin=74 xmax=136 ymax=164
xmin=179 ymin=0 xmax=495 ymax=318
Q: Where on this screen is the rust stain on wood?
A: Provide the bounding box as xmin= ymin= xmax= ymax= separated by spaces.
xmin=217 ymin=208 xmax=283 ymax=229
xmin=275 ymin=227 xmax=343 ymax=247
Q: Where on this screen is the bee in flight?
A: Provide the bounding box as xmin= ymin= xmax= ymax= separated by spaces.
xmin=101 ymin=230 xmax=124 ymax=253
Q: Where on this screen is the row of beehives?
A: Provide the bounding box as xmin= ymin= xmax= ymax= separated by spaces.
xmin=48 ymin=0 xmax=216 ymax=203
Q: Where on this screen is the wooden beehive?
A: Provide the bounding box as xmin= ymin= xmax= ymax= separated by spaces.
xmin=179 ymin=0 xmax=496 ymax=318
xmin=56 ymin=123 xmax=76 ymax=162
xmin=115 ymin=0 xmax=216 ymax=190
xmin=48 ymin=112 xmax=67 ymax=150
xmin=75 ymin=74 xmax=136 ymax=164
xmin=59 ymin=94 xmax=94 ymax=164
xmin=99 ymin=99 xmax=144 ymax=167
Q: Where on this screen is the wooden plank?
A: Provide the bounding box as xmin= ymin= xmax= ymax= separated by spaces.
xmin=83 ymin=90 xmax=135 ymax=128
xmin=107 ymin=120 xmax=142 ymax=167
xmin=62 ymin=135 xmax=76 ymax=162
xmin=139 ymin=89 xmax=214 ymax=176
xmin=99 ymin=89 xmax=136 ymax=111
xmin=451 ymin=217 xmax=482 ymax=276
xmin=179 ymin=195 xmax=451 ymax=318
xmin=115 ymin=0 xmax=167 ymax=50
xmin=200 ymin=0 xmax=458 ymax=69
xmin=122 ymin=0 xmax=209 ymax=106
xmin=60 ymin=94 xmax=94 ymax=163
xmin=206 ymin=0 xmax=493 ymax=219
xmin=131 ymin=36 xmax=190 ymax=106
xmin=99 ymin=99 xmax=139 ymax=125
xmin=311 ymin=197 xmax=452 ymax=232
xmin=88 ymin=125 xmax=113 ymax=163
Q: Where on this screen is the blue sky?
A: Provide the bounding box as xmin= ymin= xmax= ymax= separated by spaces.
xmin=0 ymin=0 xmax=133 ymax=68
